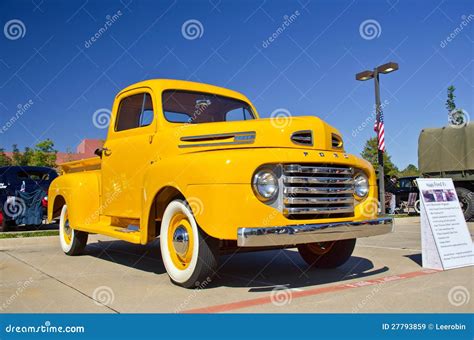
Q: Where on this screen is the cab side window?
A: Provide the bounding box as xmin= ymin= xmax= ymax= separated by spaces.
xmin=226 ymin=107 xmax=253 ymax=121
xmin=116 ymin=93 xmax=154 ymax=131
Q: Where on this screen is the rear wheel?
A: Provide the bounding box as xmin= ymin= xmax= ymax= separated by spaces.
xmin=59 ymin=205 xmax=88 ymax=255
xmin=456 ymin=187 xmax=473 ymax=220
xmin=0 ymin=213 xmax=7 ymax=232
xmin=160 ymin=199 xmax=218 ymax=288
xmin=298 ymin=239 xmax=356 ymax=268
xmin=0 ymin=215 xmax=15 ymax=232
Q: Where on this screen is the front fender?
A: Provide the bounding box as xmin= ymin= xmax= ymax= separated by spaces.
xmin=141 ymin=148 xmax=377 ymax=241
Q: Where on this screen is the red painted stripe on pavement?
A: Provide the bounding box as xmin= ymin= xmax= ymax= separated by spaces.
xmin=183 ymin=269 xmax=441 ymax=314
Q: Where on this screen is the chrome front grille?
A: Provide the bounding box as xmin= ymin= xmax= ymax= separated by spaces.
xmin=282 ymin=164 xmax=355 ymax=219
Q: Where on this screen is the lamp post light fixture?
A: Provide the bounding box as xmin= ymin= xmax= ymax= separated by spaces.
xmin=356 ymin=62 xmax=399 ymax=214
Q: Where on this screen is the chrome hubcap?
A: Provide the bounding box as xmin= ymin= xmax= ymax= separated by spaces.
xmin=64 ymin=220 xmax=72 ymax=237
xmin=172 ymin=226 xmax=189 ymax=257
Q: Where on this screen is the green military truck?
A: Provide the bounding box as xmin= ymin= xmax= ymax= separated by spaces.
xmin=418 ymin=123 xmax=474 ymax=220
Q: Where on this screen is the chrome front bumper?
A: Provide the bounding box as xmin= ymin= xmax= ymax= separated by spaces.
xmin=237 ymin=217 xmax=393 ymax=247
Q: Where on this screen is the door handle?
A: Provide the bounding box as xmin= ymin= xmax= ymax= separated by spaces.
xmin=102 ymin=147 xmax=112 ymax=156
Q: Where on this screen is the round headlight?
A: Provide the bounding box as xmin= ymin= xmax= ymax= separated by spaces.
xmin=252 ymin=169 xmax=279 ymax=202
xmin=354 ymin=173 xmax=369 ymax=198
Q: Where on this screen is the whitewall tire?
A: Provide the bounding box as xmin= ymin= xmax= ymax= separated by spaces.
xmin=59 ymin=205 xmax=88 ymax=256
xmin=160 ymin=199 xmax=218 ymax=288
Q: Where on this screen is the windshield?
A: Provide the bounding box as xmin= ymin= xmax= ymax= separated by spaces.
xmin=399 ymin=179 xmax=415 ymax=188
xmin=162 ymin=90 xmax=255 ymax=124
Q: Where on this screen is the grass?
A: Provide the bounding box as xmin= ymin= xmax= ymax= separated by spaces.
xmin=0 ymin=230 xmax=59 ymax=239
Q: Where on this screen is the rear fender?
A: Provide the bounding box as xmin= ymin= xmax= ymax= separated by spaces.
xmin=48 ymin=171 xmax=101 ymax=227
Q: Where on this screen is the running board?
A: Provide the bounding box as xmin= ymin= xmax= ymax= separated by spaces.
xmin=73 ymin=223 xmax=141 ymax=244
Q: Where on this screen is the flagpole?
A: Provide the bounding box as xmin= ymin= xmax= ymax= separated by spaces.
xmin=356 ymin=62 xmax=398 ymax=216
xmin=374 ymin=68 xmax=385 ymax=214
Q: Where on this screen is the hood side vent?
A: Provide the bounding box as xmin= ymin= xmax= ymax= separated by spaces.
xmin=331 ymin=133 xmax=343 ymax=149
xmin=179 ymin=131 xmax=256 ymax=148
xmin=291 ymin=130 xmax=313 ymax=146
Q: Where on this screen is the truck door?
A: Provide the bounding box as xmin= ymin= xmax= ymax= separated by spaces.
xmin=101 ymin=89 xmax=157 ymax=219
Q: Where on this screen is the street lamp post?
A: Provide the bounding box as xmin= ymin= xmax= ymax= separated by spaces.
xmin=356 ymin=62 xmax=399 ymax=214
xmin=373 ymin=68 xmax=384 ymax=213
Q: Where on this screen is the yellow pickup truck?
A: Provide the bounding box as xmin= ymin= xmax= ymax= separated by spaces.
xmin=48 ymin=79 xmax=393 ymax=288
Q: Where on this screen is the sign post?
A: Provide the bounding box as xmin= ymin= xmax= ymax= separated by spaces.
xmin=416 ymin=178 xmax=473 ymax=270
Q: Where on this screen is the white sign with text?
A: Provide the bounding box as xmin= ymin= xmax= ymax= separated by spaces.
xmin=416 ymin=178 xmax=473 ymax=270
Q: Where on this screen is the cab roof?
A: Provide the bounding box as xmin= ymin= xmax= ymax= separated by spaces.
xmin=117 ymin=79 xmax=250 ymax=103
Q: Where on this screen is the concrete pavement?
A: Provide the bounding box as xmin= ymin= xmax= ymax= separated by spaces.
xmin=0 ymin=217 xmax=472 ymax=313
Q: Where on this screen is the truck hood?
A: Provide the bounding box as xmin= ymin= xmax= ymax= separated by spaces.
xmin=168 ymin=116 xmax=345 ymax=152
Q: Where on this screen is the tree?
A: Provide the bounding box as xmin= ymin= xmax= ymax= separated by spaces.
xmin=399 ymin=164 xmax=419 ymax=177
xmin=445 ymin=85 xmax=456 ymax=113
xmin=6 ymin=140 xmax=58 ymax=168
xmin=21 ymin=147 xmax=33 ymax=165
xmin=445 ymin=85 xmax=468 ymax=127
xmin=11 ymin=144 xmax=22 ymax=165
xmin=361 ymin=137 xmax=399 ymax=176
xmin=11 ymin=145 xmax=33 ymax=166
xmin=0 ymin=148 xmax=11 ymax=166
xmin=30 ymin=139 xmax=57 ymax=167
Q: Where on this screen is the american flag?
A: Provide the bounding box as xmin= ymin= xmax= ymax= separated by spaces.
xmin=374 ymin=110 xmax=385 ymax=152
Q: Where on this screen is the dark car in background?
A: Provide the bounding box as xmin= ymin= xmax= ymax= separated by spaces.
xmin=395 ymin=176 xmax=419 ymax=204
xmin=0 ymin=166 xmax=58 ymax=231
xmin=384 ymin=175 xmax=420 ymax=214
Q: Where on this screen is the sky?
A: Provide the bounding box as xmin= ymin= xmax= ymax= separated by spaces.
xmin=0 ymin=0 xmax=472 ymax=169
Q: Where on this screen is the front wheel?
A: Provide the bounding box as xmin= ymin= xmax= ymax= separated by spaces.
xmin=297 ymin=239 xmax=356 ymax=268
xmin=59 ymin=205 xmax=88 ymax=255
xmin=414 ymin=200 xmax=421 ymax=214
xmin=160 ymin=199 xmax=218 ymax=288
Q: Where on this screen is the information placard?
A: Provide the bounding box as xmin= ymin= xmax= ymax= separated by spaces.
xmin=416 ymin=178 xmax=473 ymax=270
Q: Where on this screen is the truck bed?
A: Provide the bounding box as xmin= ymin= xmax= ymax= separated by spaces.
xmin=59 ymin=157 xmax=101 ymax=174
